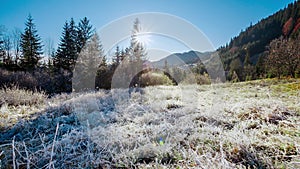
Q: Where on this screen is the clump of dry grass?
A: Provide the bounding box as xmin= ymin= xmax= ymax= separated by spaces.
xmin=0 ymin=86 xmax=48 ymax=131
xmin=0 ymin=85 xmax=46 ymax=107
xmin=0 ymin=79 xmax=299 ymax=168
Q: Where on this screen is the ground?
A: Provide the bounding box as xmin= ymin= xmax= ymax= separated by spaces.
xmin=0 ymin=78 xmax=299 ymax=168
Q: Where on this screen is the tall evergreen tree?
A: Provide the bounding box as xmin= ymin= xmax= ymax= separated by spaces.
xmin=112 ymin=45 xmax=121 ymax=66
xmin=244 ymin=50 xmax=251 ymax=66
xmin=255 ymin=55 xmax=266 ymax=78
xmin=76 ymin=17 xmax=94 ymax=54
xmin=96 ymin=55 xmax=109 ymax=89
xmin=130 ymin=18 xmax=147 ymax=64
xmin=55 ymin=18 xmax=77 ymax=70
xmin=73 ymin=33 xmax=103 ymax=91
xmin=243 ymin=50 xmax=254 ymax=80
xmin=20 ymin=15 xmax=43 ymax=71
xmin=128 ymin=18 xmax=147 ymax=86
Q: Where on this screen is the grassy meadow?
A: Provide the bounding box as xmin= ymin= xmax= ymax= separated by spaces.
xmin=0 ymin=78 xmax=299 ymax=168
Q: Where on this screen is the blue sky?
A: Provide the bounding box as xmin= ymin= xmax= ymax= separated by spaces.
xmin=0 ymin=0 xmax=296 ymax=60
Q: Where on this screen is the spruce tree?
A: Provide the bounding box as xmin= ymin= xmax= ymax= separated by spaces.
xmin=55 ymin=18 xmax=77 ymax=70
xmin=128 ymin=18 xmax=147 ymax=86
xmin=255 ymin=55 xmax=265 ymax=78
xmin=20 ymin=15 xmax=43 ymax=71
xmin=96 ymin=55 xmax=109 ymax=89
xmin=76 ymin=17 xmax=94 ymax=54
xmin=73 ymin=33 xmax=103 ymax=91
xmin=243 ymin=50 xmax=254 ymax=80
xmin=244 ymin=50 xmax=251 ymax=66
xmin=130 ymin=18 xmax=147 ymax=64
xmin=112 ymin=45 xmax=121 ymax=66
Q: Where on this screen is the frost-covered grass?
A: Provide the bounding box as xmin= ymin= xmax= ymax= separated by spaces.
xmin=0 ymin=86 xmax=47 ymax=131
xmin=0 ymin=79 xmax=299 ymax=168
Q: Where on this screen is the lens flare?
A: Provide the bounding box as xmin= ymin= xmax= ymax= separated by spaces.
xmin=136 ymin=33 xmax=152 ymax=46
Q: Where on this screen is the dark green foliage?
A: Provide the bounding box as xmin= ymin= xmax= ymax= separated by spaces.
xmin=20 ymin=15 xmax=43 ymax=71
xmin=255 ymin=54 xmax=266 ymax=78
xmin=95 ymin=56 xmax=110 ymax=89
xmin=76 ymin=17 xmax=94 ymax=54
xmin=53 ymin=17 xmax=94 ymax=92
xmin=229 ymin=58 xmax=243 ymax=81
xmin=219 ymin=1 xmax=300 ymax=81
xmin=54 ymin=19 xmax=78 ymax=71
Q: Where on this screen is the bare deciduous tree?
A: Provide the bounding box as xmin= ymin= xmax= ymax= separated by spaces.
xmin=12 ymin=28 xmax=22 ymax=65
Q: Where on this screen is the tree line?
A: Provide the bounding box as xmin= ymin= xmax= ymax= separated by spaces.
xmin=0 ymin=15 xmax=165 ymax=94
xmin=1 ymin=1 xmax=299 ymax=94
xmin=218 ymin=1 xmax=300 ymax=81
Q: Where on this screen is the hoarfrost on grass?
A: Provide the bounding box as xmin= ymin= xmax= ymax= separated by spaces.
xmin=0 ymin=79 xmax=299 ymax=168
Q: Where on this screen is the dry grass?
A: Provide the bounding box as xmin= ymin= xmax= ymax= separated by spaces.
xmin=0 ymin=85 xmax=46 ymax=107
xmin=0 ymin=79 xmax=299 ymax=168
xmin=0 ymin=86 xmax=47 ymax=131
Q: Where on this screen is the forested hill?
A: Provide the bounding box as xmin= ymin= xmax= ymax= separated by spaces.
xmin=218 ymin=1 xmax=300 ymax=80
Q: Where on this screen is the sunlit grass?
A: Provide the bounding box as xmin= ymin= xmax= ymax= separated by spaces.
xmin=0 ymin=79 xmax=299 ymax=168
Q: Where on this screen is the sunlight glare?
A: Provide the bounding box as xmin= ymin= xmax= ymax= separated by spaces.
xmin=136 ymin=33 xmax=152 ymax=46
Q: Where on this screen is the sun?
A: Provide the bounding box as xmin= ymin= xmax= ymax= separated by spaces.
xmin=136 ymin=33 xmax=152 ymax=46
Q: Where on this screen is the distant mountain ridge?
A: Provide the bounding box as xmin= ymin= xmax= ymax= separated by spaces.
xmin=151 ymin=50 xmax=213 ymax=68
xmin=151 ymin=1 xmax=300 ymax=80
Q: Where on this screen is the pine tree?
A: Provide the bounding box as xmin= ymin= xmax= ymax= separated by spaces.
xmin=112 ymin=45 xmax=121 ymax=66
xmin=20 ymin=15 xmax=43 ymax=71
xmin=130 ymin=18 xmax=147 ymax=64
xmin=128 ymin=18 xmax=147 ymax=86
xmin=120 ymin=48 xmax=125 ymax=62
xmin=55 ymin=18 xmax=77 ymax=70
xmin=122 ymin=47 xmax=130 ymax=64
xmin=73 ymin=33 xmax=103 ymax=91
xmin=244 ymin=50 xmax=251 ymax=66
xmin=76 ymin=17 xmax=94 ymax=54
xmin=255 ymin=55 xmax=266 ymax=78
xmin=243 ymin=50 xmax=254 ymax=80
xmin=96 ymin=55 xmax=109 ymax=89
